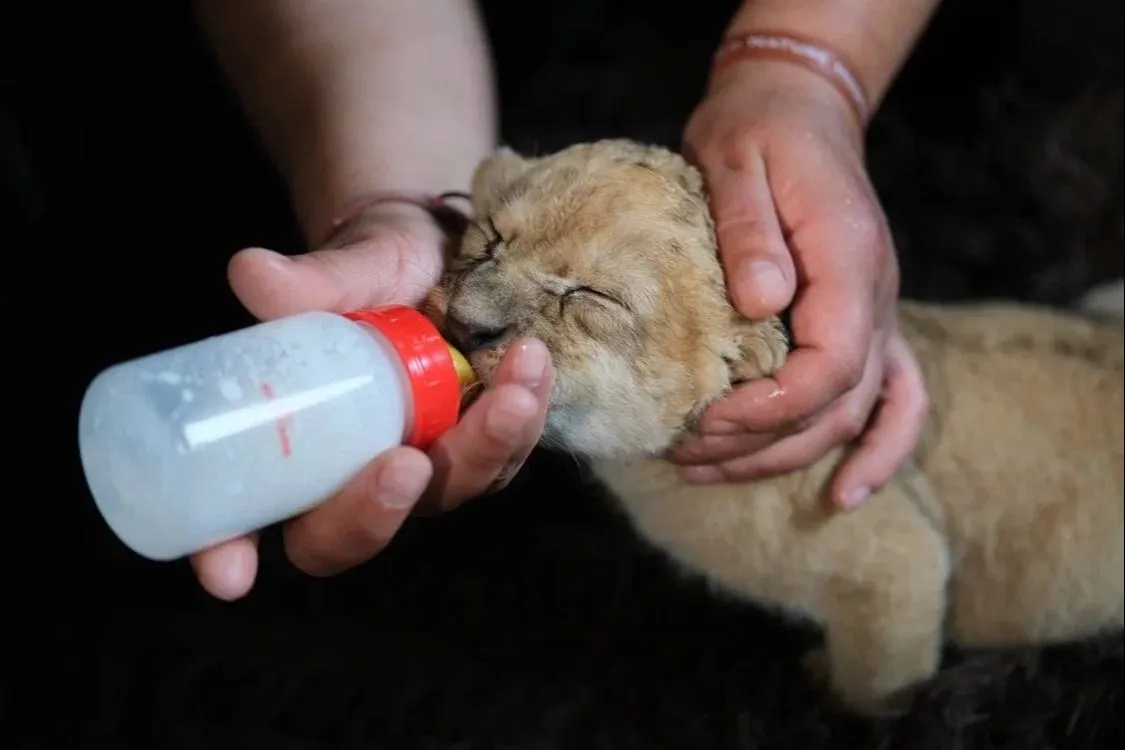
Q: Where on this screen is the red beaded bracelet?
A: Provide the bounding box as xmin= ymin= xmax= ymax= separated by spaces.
xmin=711 ymin=30 xmax=871 ymax=127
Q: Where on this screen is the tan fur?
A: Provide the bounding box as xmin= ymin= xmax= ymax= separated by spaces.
xmin=425 ymin=139 xmax=1125 ymax=717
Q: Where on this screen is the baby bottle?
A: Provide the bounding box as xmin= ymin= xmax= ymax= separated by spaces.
xmin=78 ymin=305 xmax=476 ymax=562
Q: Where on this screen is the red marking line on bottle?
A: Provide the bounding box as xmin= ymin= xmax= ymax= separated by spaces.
xmin=259 ymin=381 xmax=293 ymax=458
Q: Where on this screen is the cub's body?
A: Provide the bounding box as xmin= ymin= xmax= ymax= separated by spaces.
xmin=596 ymin=300 xmax=1122 ymax=712
xmin=432 ymin=138 xmax=1124 ymax=715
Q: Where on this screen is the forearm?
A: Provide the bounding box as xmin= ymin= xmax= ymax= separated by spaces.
xmin=724 ymin=0 xmax=942 ymax=111
xmin=193 ymin=0 xmax=497 ymax=245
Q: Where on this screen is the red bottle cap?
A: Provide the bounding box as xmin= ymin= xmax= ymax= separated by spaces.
xmin=343 ymin=306 xmax=464 ymax=450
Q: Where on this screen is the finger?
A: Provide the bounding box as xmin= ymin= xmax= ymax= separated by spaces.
xmin=281 ymin=447 xmax=433 ymax=577
xmin=669 ymin=414 xmax=816 ymax=466
xmin=830 ymin=333 xmax=930 ymax=509
xmin=700 ymin=314 xmax=871 ymax=436
xmin=683 ymin=341 xmax=886 ymax=484
xmin=699 ymin=229 xmax=877 ymax=436
xmin=423 ymin=339 xmax=554 ymax=513
xmin=681 ymin=404 xmax=858 ymax=485
xmin=227 ymin=229 xmax=441 ymax=321
xmin=703 ymin=152 xmax=797 ymax=319
xmin=189 ymin=534 xmax=260 ymax=601
xmin=670 ymin=432 xmax=777 ymax=466
xmin=700 ymin=144 xmax=888 ymax=436
xmin=424 ymin=384 xmax=542 ymax=511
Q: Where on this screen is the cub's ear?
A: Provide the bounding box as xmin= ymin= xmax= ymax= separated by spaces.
xmin=632 ymin=145 xmax=706 ymax=199
xmin=593 ymin=139 xmax=707 ymax=200
xmin=470 ymin=146 xmax=535 ymax=215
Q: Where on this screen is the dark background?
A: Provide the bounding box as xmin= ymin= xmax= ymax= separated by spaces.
xmin=6 ymin=0 xmax=1123 ymax=747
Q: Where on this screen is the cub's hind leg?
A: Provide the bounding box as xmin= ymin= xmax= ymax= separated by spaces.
xmin=809 ymin=470 xmax=951 ymax=717
xmin=597 ymin=457 xmax=951 ymax=718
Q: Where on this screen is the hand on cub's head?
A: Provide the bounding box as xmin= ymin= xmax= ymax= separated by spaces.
xmin=675 ymin=59 xmax=930 ymax=509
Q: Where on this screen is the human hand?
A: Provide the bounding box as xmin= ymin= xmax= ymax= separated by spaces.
xmin=190 ymin=202 xmax=553 ymax=601
xmin=674 ymin=60 xmax=929 ymax=509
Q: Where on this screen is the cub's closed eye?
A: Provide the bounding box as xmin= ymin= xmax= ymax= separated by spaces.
xmin=481 ymin=218 xmax=506 ymax=259
xmin=560 ymin=285 xmax=629 ymax=312
xmin=460 ymin=218 xmax=504 ymax=268
xmin=484 ymin=237 xmax=501 ymax=260
xmin=558 ymin=285 xmax=636 ymax=340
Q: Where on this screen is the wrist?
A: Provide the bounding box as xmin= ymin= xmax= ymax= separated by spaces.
xmin=287 ymin=124 xmax=492 ymax=250
xmin=722 ymin=0 xmax=942 ymax=113
xmin=707 ymin=57 xmax=867 ymax=145
xmin=710 ymin=34 xmax=870 ymax=130
xmin=195 ymin=0 xmax=497 ymax=249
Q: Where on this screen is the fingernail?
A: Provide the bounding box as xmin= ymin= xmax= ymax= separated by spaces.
xmin=840 ymin=486 xmax=870 ymax=509
xmin=376 ymin=462 xmax=420 ymax=509
xmin=744 ymin=260 xmax=786 ymax=307
xmin=680 ymin=466 xmax=725 ymax=484
xmin=512 ymin=340 xmax=550 ymax=390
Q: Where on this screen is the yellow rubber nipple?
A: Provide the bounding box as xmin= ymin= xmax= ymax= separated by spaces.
xmin=446 ymin=343 xmax=478 ymax=390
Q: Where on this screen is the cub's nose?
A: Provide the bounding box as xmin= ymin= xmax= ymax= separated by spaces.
xmin=445 ymin=314 xmax=510 ymax=352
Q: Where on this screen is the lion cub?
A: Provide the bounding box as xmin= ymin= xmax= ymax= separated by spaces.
xmin=425 ymin=139 xmax=1124 ymax=717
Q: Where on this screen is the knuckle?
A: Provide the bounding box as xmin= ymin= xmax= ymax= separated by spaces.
xmin=285 ymin=539 xmax=338 ymax=578
xmin=790 ymin=414 xmax=818 ymax=436
xmin=714 ymin=128 xmax=763 ymax=174
xmin=837 ymin=400 xmax=871 ymax=441
xmin=690 ymin=122 xmax=764 ymax=174
xmin=838 ymin=412 xmax=868 ymax=442
xmin=845 ymin=211 xmax=884 ymax=253
xmin=839 ymin=213 xmax=894 ymax=286
xmin=718 ymin=460 xmax=755 ymax=482
xmin=831 ymin=352 xmax=867 ymax=395
xmin=834 ymin=191 xmax=886 ymax=248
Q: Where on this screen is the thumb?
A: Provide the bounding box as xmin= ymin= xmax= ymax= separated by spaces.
xmin=227 ymin=228 xmax=443 ymax=322
xmin=704 ymin=154 xmax=796 ymax=320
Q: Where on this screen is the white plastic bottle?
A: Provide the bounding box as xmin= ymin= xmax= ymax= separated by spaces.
xmin=78 ymin=305 xmax=476 ymax=562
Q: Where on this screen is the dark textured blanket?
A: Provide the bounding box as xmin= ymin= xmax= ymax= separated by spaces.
xmin=10 ymin=1 xmax=1122 ymax=747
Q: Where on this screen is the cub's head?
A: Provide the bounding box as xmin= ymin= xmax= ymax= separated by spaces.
xmin=428 ymin=139 xmax=787 ymax=460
